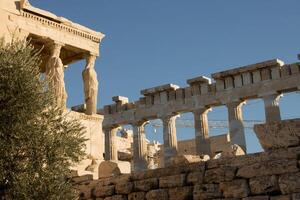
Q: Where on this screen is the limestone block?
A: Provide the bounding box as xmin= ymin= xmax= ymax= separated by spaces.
xmin=134 ymin=178 xmax=158 ymax=192
xmin=237 ymin=160 xmax=298 ymax=179
xmin=249 ymin=175 xmax=280 ymax=195
xmin=270 ymin=195 xmax=291 ymax=200
xmin=271 ymin=67 xmax=281 ymax=79
xmin=261 ymin=68 xmax=271 ymax=81
xmin=225 ymin=76 xmax=234 ymax=89
xmin=242 ymin=72 xmax=252 ymax=85
xmin=104 ymin=105 xmax=111 ymax=114
xmin=168 ymin=90 xmax=176 ymax=101
xmin=209 ymin=83 xmax=217 ymax=93
xmin=141 ymin=84 xmax=179 ymax=96
xmin=126 ymin=102 xmax=135 ymax=110
xmin=200 ymin=83 xmax=209 ymax=94
xmin=93 ymin=185 xmax=115 ymax=198
xmin=111 ymin=174 xmax=132 ymax=185
xmin=253 ymin=119 xmax=300 ymax=151
xmin=169 ymin=154 xmax=207 ymax=166
xmin=220 ymin=179 xmax=250 ymax=198
xmin=187 ymin=171 xmax=205 ymax=185
xmin=234 ymin=74 xmax=243 ymax=88
xmin=159 ymin=174 xmax=186 ymax=188
xmin=168 ymin=186 xmax=193 ymax=200
xmin=76 ymin=185 xmax=92 ymax=199
xmin=115 ymin=182 xmax=133 ymax=194
xmin=191 ymin=84 xmax=201 ymax=95
xmin=290 ymin=63 xmax=300 ymax=74
xmin=216 ymin=79 xmax=225 ymax=91
xmin=242 ymin=196 xmax=270 ymax=200
xmin=104 ymin=195 xmax=126 ymax=200
xmin=193 ymin=184 xmax=222 ymax=199
xmin=128 ymin=192 xmax=145 ymax=200
xmin=281 ymin=66 xmax=291 ymax=77
xmin=187 ymin=76 xmax=211 ymax=85
xmin=145 ymin=95 xmax=154 ymax=106
xmin=221 ymin=144 xmax=246 ymax=158
xmin=279 ymin=172 xmax=300 ymax=194
xmin=252 ymin=70 xmax=261 ymax=83
xmin=185 ymin=87 xmax=192 ymax=98
xmin=153 ymin=93 xmax=160 ymax=104
xmin=211 ymin=59 xmax=283 ymax=79
xmin=98 ymin=161 xmax=131 ymax=178
xmin=137 ymin=97 xmax=146 ymax=108
xmin=72 ymin=174 xmax=93 ymax=184
xmin=175 ymin=88 xmax=185 ymax=102
xmin=110 ymin=104 xmax=117 ymax=114
xmin=204 ymin=166 xmax=237 ymax=183
xmin=112 ymin=96 xmax=129 ymax=103
xmin=145 ymin=189 xmax=168 ymax=200
xmin=160 ymin=91 xmax=168 ymax=104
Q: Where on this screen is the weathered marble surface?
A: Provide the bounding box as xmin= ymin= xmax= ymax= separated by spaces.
xmin=254 ymin=119 xmax=300 ymax=150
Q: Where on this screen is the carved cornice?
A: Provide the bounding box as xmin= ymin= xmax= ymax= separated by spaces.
xmin=21 ymin=11 xmax=102 ymax=43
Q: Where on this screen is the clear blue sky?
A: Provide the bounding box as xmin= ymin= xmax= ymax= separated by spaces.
xmin=31 ymin=0 xmax=300 ymax=153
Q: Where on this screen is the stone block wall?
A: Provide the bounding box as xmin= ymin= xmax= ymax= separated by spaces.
xmin=73 ymin=146 xmax=300 ymax=200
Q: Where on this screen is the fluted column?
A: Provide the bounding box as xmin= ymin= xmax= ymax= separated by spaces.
xmin=104 ymin=126 xmax=118 ymax=161
xmin=193 ymin=108 xmax=212 ymax=155
xmin=262 ymin=94 xmax=282 ymax=123
xmin=45 ymin=42 xmax=67 ymax=108
xmin=226 ymin=101 xmax=247 ymax=152
xmin=162 ymin=115 xmax=179 ymax=167
xmin=132 ymin=121 xmax=148 ymax=172
xmin=82 ymin=54 xmax=98 ymax=115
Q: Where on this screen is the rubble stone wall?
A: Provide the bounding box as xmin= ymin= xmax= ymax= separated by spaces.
xmin=73 ymin=146 xmax=300 ymax=200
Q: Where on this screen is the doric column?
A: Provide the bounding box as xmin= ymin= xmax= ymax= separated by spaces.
xmin=103 ymin=126 xmax=118 ymax=161
xmin=82 ymin=54 xmax=98 ymax=115
xmin=226 ymin=101 xmax=247 ymax=152
xmin=262 ymin=94 xmax=282 ymax=123
xmin=193 ymin=108 xmax=212 ymax=156
xmin=161 ymin=114 xmax=179 ymax=167
xmin=45 ymin=42 xmax=67 ymax=108
xmin=132 ymin=121 xmax=148 ymax=172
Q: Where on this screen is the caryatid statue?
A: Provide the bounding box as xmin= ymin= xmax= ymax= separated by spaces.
xmin=45 ymin=43 xmax=67 ymax=108
xmin=82 ymin=55 xmax=98 ymax=115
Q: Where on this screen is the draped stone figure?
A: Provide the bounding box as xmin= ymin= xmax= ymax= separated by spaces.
xmin=82 ymin=55 xmax=98 ymax=115
xmin=45 ymin=43 xmax=67 ymax=108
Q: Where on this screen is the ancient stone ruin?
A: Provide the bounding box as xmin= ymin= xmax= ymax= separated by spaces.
xmin=1 ymin=0 xmax=300 ymax=199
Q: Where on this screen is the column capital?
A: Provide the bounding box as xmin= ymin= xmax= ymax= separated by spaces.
xmin=193 ymin=107 xmax=212 ymax=115
xmin=226 ymin=100 xmax=246 ymax=108
xmin=103 ymin=125 xmax=120 ymax=132
xmin=160 ymin=114 xmax=180 ymax=122
xmin=47 ymin=40 xmax=64 ymax=49
xmin=85 ymin=54 xmax=97 ymax=66
xmin=261 ymin=93 xmax=283 ymax=107
xmin=130 ymin=120 xmax=148 ymax=127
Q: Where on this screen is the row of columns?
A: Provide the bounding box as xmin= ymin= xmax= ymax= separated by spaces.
xmin=103 ymin=114 xmax=179 ymax=171
xmin=104 ymin=93 xmax=282 ymax=172
xmin=45 ymin=41 xmax=98 ymax=115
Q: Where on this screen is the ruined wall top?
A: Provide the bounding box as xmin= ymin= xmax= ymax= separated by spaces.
xmin=98 ymin=55 xmax=300 ymax=127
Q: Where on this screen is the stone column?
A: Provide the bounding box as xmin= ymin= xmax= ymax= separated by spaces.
xmin=82 ymin=54 xmax=98 ymax=115
xmin=103 ymin=126 xmax=118 ymax=161
xmin=132 ymin=121 xmax=148 ymax=172
xmin=45 ymin=42 xmax=67 ymax=108
xmin=262 ymin=94 xmax=282 ymax=123
xmin=161 ymin=115 xmax=179 ymax=167
xmin=226 ymin=101 xmax=247 ymax=152
xmin=193 ymin=108 xmax=212 ymax=156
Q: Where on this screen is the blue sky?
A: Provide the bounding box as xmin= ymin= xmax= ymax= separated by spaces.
xmin=31 ymin=0 xmax=300 ymax=153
